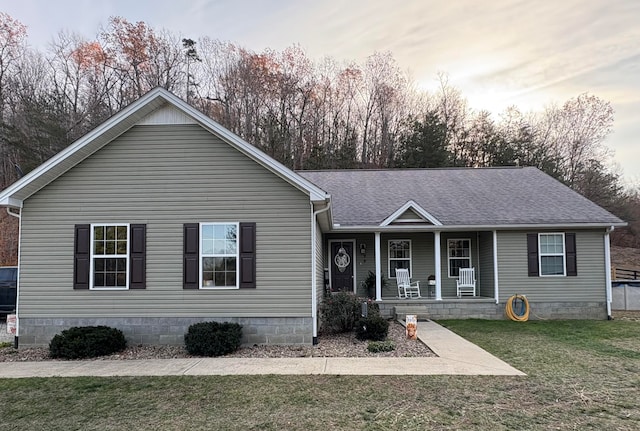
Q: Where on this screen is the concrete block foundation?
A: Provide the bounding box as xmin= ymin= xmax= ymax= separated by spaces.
xmin=17 ymin=316 xmax=314 ymax=348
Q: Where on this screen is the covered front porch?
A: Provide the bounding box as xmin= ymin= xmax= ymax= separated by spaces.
xmin=325 ymin=230 xmax=500 ymax=303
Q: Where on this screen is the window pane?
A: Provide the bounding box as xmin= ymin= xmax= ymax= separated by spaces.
xmin=94 ymin=226 xmax=104 ymax=241
xmin=202 ymin=224 xmax=214 ymax=240
xmin=105 ymin=241 xmax=115 ymax=255
xmin=116 ymin=240 xmax=127 ymax=255
xmin=449 ymin=259 xmax=470 ymax=277
xmin=226 ymin=240 xmax=237 ymax=254
xmin=390 ymin=260 xmax=410 ymax=276
xmin=214 ymin=272 xmax=225 ymax=286
xmin=214 ymin=239 xmax=226 ymax=254
xmin=116 ymin=273 xmax=126 ymax=287
xmin=95 ymin=259 xmax=104 ymax=271
xmin=202 ymin=239 xmax=214 ymax=255
xmin=94 ymin=241 xmax=104 ymax=255
xmin=227 ymin=257 xmax=236 ymax=271
xmin=540 ymin=234 xmax=563 ymax=254
xmin=214 ymin=257 xmax=225 ymax=271
xmin=226 ymin=225 xmax=237 ymax=240
xmin=106 ymin=259 xmax=117 ymax=271
xmin=226 ymin=272 xmax=236 ymax=286
xmin=94 ymin=273 xmax=104 ymax=286
xmin=105 ymin=273 xmax=116 ymax=286
xmin=106 ymin=226 xmax=116 ymax=240
xmin=541 ymin=256 xmax=564 ymax=275
xmin=117 ymin=226 xmax=127 ymax=240
xmin=203 ymin=257 xmax=214 ymax=271
xmin=214 ymin=224 xmax=226 ymax=239
xmin=116 ymin=258 xmax=126 ymax=271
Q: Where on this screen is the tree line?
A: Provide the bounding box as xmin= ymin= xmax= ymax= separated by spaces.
xmin=0 ymin=13 xmax=638 ymax=259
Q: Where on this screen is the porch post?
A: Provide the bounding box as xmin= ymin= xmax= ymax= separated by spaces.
xmin=434 ymin=231 xmax=442 ymax=300
xmin=375 ymin=231 xmax=382 ymax=301
xmin=493 ymin=230 xmax=499 ymax=304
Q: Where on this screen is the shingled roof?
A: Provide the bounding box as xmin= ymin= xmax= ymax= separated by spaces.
xmin=298 ymin=167 xmax=624 ymax=229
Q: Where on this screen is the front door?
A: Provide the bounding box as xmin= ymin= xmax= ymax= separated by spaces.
xmin=330 ymin=241 xmax=354 ymax=292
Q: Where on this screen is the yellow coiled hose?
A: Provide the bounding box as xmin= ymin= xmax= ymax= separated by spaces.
xmin=505 ymin=294 xmax=530 ymax=321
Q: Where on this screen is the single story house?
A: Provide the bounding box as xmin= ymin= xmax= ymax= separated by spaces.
xmin=0 ymin=88 xmax=625 ymax=347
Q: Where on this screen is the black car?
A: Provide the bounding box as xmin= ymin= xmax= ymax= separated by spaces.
xmin=0 ymin=266 xmax=17 ymax=315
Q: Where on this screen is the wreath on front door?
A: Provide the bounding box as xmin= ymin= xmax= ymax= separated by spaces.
xmin=334 ymin=246 xmax=351 ymax=272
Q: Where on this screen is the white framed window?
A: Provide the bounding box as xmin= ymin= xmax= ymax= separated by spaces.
xmin=200 ymin=222 xmax=239 ymax=289
xmin=388 ymin=240 xmax=411 ymax=278
xmin=90 ymin=224 xmax=129 ymax=290
xmin=448 ymin=238 xmax=471 ymax=277
xmin=539 ymin=233 xmax=566 ymax=276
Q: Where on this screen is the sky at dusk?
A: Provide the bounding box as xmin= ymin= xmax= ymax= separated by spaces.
xmin=3 ymin=0 xmax=639 ymax=182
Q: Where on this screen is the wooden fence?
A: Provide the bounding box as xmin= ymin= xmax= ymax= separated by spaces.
xmin=612 ymin=267 xmax=640 ymax=281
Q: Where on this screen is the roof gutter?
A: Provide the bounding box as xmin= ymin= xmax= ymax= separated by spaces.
xmin=330 ymin=222 xmax=627 ymax=232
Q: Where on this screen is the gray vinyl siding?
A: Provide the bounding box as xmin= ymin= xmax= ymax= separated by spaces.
xmin=478 ymin=231 xmax=495 ymax=297
xmin=496 ymin=230 xmax=607 ymax=302
xmin=18 ymin=124 xmax=313 ymax=319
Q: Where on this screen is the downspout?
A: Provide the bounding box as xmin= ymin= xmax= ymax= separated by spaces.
xmin=604 ymin=226 xmax=614 ymax=319
xmin=311 ymin=200 xmax=331 ymax=345
xmin=6 ymin=207 xmax=22 ymax=348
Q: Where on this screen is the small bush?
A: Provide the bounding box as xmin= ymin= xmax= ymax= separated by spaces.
xmin=355 ymin=314 xmax=390 ymax=341
xmin=367 ymin=340 xmax=395 ymax=353
xmin=49 ymin=326 xmax=126 ymax=359
xmin=320 ymin=291 xmax=361 ymax=334
xmin=184 ymin=321 xmax=243 ymax=357
xmin=360 ymin=271 xmax=389 ymax=299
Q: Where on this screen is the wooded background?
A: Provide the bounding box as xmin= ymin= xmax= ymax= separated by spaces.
xmin=1 ymin=14 xmax=638 ymax=265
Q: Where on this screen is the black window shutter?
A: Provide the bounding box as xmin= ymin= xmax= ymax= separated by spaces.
xmin=183 ymin=223 xmax=199 ymax=289
xmin=129 ymin=224 xmax=146 ymax=289
xmin=74 ymin=224 xmax=90 ymax=289
xmin=527 ymin=233 xmax=539 ymax=277
xmin=239 ymin=222 xmax=256 ymax=288
xmin=565 ymin=233 xmax=577 ymax=276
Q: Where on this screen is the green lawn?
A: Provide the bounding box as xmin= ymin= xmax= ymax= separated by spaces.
xmin=1 ymin=319 xmax=639 ymax=430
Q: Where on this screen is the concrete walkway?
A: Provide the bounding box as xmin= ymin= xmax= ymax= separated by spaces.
xmin=0 ymin=320 xmax=525 ymax=378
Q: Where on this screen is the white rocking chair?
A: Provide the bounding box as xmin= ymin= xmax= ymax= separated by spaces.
xmin=456 ymin=267 xmax=476 ymax=297
xmin=395 ymin=268 xmax=421 ymax=299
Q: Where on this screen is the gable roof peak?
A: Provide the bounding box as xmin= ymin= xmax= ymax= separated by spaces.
xmin=380 ymin=199 xmax=443 ymax=226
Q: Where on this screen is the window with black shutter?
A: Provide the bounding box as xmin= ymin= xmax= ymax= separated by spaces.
xmin=527 ymin=232 xmax=576 ymax=277
xmin=74 ymin=223 xmax=147 ymax=290
xmin=183 ymin=222 xmax=256 ymax=289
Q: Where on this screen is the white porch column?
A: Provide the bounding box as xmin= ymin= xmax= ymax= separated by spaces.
xmin=493 ymin=230 xmax=499 ymax=304
xmin=434 ymin=231 xmax=442 ymax=300
xmin=375 ymin=232 xmax=382 ymax=301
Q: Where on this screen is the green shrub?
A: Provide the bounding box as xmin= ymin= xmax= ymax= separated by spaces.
xmin=367 ymin=340 xmax=395 ymax=353
xmin=355 ymin=314 xmax=390 ymax=341
xmin=184 ymin=321 xmax=243 ymax=357
xmin=49 ymin=326 xmax=126 ymax=359
xmin=320 ymin=291 xmax=361 ymax=334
